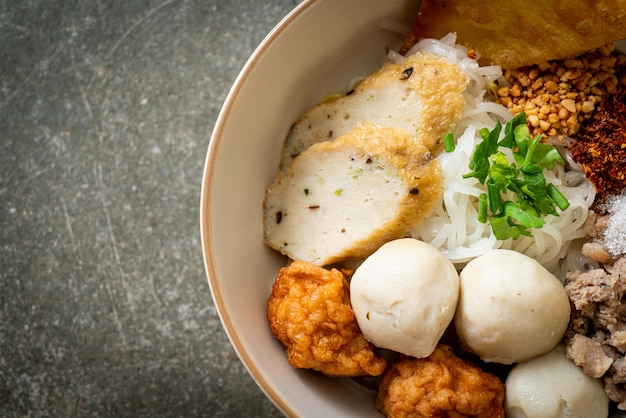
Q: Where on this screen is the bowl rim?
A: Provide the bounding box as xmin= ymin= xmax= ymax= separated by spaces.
xmin=199 ymin=5 xmax=626 ymax=416
xmin=199 ymin=1 xmax=314 ymax=416
xmin=200 ymin=0 xmax=426 ymax=415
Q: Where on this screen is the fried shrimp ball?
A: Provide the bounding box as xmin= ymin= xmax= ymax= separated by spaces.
xmin=267 ymin=260 xmax=387 ymax=377
xmin=376 ymin=345 xmax=505 ymax=418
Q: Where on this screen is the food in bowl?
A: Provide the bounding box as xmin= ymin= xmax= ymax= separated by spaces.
xmin=277 ymin=51 xmax=468 ymax=169
xmin=257 ymin=4 xmax=626 ymax=416
xmin=454 ymin=249 xmax=571 ymax=365
xmin=350 ymin=238 xmax=459 ymax=359
xmin=401 ymin=0 xmax=626 ymax=69
xmin=263 ymin=123 xmax=444 ymax=266
xmin=202 ymin=0 xmax=626 ymax=416
xmin=505 ymin=345 xmax=609 ymax=417
xmin=267 ymin=260 xmax=388 ymax=377
xmin=377 ymin=345 xmax=505 ymax=417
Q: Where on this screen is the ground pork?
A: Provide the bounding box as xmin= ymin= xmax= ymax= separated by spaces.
xmin=565 ymin=256 xmax=626 ymax=409
xmin=585 ymin=210 xmax=611 ymax=239
xmin=581 ymin=210 xmax=614 ymax=264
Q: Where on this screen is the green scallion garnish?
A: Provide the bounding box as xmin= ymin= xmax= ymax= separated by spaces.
xmin=455 ymin=112 xmax=571 ymax=240
xmin=443 ymin=133 xmax=455 ymax=153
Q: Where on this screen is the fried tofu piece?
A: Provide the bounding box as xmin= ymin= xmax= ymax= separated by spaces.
xmin=280 ymin=51 xmax=467 ymax=169
xmin=401 ymin=0 xmax=626 ymax=69
xmin=376 ymin=345 xmax=505 ymax=418
xmin=266 ymin=260 xmax=387 ymax=377
xmin=264 ymin=122 xmax=443 ymax=266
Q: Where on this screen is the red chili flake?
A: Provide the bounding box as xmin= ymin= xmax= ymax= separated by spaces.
xmin=570 ymin=88 xmax=626 ymax=210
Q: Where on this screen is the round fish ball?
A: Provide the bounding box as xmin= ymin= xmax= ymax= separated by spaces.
xmin=454 ymin=249 xmax=570 ymax=364
xmin=505 ymin=345 xmax=609 ymax=418
xmin=350 ymin=238 xmax=459 ymax=358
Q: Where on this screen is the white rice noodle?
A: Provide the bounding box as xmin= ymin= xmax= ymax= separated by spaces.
xmin=405 ymin=32 xmax=469 ymax=63
xmin=405 ymin=35 xmax=596 ymax=274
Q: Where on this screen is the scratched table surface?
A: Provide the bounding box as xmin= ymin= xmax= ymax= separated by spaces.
xmin=0 ymin=0 xmax=301 ymax=416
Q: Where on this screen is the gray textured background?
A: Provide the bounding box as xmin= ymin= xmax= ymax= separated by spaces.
xmin=0 ymin=0 xmax=301 ymax=416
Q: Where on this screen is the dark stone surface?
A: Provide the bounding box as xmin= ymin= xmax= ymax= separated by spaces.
xmin=0 ymin=0 xmax=300 ymax=416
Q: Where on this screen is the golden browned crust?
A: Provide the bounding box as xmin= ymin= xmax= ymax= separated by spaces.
xmin=279 ymin=51 xmax=467 ymax=169
xmin=263 ymin=122 xmax=443 ymax=266
xmin=324 ymin=122 xmax=444 ymax=259
xmin=267 ymin=260 xmax=387 ymax=377
xmin=353 ymin=52 xmax=468 ymax=153
xmin=376 ymin=345 xmax=505 ymax=418
xmin=401 ymin=0 xmax=626 ymax=69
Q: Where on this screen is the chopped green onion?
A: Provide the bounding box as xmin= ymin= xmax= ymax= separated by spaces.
xmin=490 ymin=215 xmax=529 ymax=240
xmin=487 ymin=180 xmax=503 ymax=214
xmin=513 ymin=123 xmax=531 ymax=153
xmin=547 ymin=183 xmax=570 ymax=211
xmin=443 ymin=133 xmax=455 ymax=153
xmin=458 ymin=111 xmax=571 ymax=240
xmin=478 ymin=193 xmax=488 ymax=223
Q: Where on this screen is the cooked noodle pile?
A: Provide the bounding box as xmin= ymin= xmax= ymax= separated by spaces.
xmin=396 ymin=34 xmax=596 ymax=274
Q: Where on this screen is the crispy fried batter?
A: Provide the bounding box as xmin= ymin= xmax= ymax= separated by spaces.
xmin=401 ymin=0 xmax=626 ymax=69
xmin=267 ymin=260 xmax=387 ymax=377
xmin=376 ymin=345 xmax=505 ymax=418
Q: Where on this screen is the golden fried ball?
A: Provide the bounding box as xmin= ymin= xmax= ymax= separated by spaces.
xmin=267 ymin=260 xmax=387 ymax=377
xmin=376 ymin=345 xmax=505 ymax=418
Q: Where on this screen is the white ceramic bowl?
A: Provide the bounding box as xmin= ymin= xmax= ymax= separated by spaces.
xmin=200 ymin=1 xmax=625 ymax=417
xmin=200 ymin=1 xmax=419 ymax=416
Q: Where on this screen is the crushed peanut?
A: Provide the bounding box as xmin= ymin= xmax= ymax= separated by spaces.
xmin=492 ymin=44 xmax=626 ymax=138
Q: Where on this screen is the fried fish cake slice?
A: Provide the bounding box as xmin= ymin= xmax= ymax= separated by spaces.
xmin=401 ymin=0 xmax=626 ymax=69
xmin=264 ymin=122 xmax=443 ymax=267
xmin=280 ymin=51 xmax=467 ymax=169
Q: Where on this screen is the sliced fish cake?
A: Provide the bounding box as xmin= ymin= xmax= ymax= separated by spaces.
xmin=264 ymin=122 xmax=443 ymax=266
xmin=279 ymin=51 xmax=468 ymax=170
